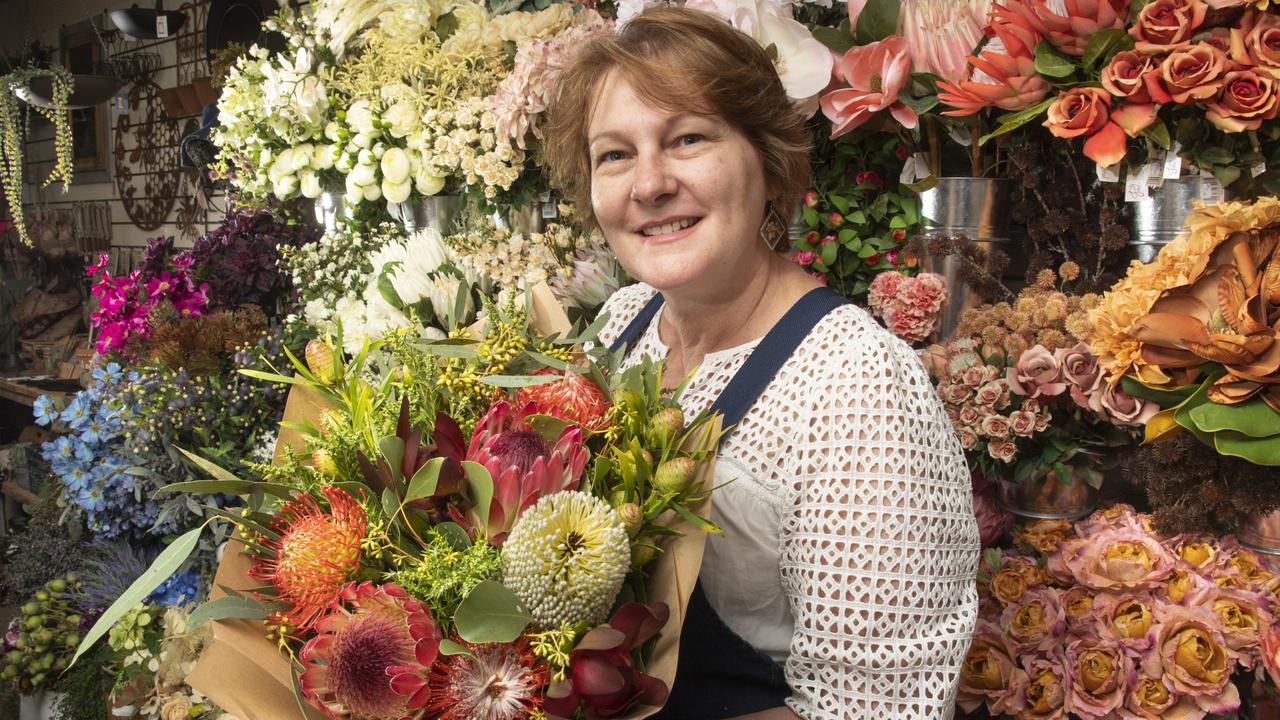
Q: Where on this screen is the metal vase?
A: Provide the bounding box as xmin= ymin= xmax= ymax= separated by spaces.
xmin=1128 ymin=177 xmax=1210 ymax=263
xmin=312 ymin=191 xmax=351 ymax=234
xmin=918 ymin=178 xmax=1014 ymax=339
xmin=391 ymin=195 xmax=463 ymax=234
xmin=1239 ymin=509 xmax=1280 ymax=557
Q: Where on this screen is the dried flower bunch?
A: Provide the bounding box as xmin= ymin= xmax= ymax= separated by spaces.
xmin=962 ymin=505 xmax=1280 ymax=720
xmin=1089 ymin=197 xmax=1280 ymax=467
xmin=954 ymin=264 xmax=1097 ymax=360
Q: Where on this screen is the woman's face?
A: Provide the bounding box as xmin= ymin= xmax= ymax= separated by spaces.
xmin=587 ymin=72 xmax=772 ymax=298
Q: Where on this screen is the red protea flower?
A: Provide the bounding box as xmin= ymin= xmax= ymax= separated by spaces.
xmin=249 ymin=485 xmax=368 ymax=632
xmin=515 ymin=368 xmax=612 ymax=431
xmin=466 ymin=400 xmax=588 ymax=544
xmin=424 ymin=636 xmax=549 ymax=720
xmin=299 ymin=582 xmax=442 ymax=720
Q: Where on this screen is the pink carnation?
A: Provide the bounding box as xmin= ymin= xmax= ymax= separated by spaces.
xmin=867 ymin=270 xmax=908 ymax=312
xmin=867 ymin=271 xmax=948 ymax=343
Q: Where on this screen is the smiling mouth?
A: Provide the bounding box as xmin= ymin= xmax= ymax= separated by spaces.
xmin=640 ymin=217 xmax=701 ymax=237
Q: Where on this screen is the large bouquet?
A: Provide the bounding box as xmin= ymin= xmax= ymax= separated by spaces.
xmin=71 ymin=287 xmax=722 ymax=720
xmin=960 ymin=504 xmax=1278 ymax=719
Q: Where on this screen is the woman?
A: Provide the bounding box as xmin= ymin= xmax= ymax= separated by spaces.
xmin=546 ymin=7 xmax=980 ymax=719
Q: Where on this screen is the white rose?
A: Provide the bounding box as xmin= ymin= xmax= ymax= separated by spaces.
xmin=346 ymin=100 xmax=377 ymax=135
xmin=272 ymin=174 xmax=299 ymax=200
xmin=415 ymin=168 xmax=446 ymax=196
xmin=382 ymin=177 xmax=412 ymax=204
xmin=300 ymin=171 xmax=323 ymax=198
xmin=312 ymin=144 xmax=338 ymax=170
xmin=380 ymin=147 xmax=412 ymax=184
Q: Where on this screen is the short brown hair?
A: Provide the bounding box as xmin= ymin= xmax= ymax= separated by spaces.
xmin=544 ymin=6 xmax=811 ymax=237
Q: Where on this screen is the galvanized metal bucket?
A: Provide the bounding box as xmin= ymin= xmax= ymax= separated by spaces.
xmin=1239 ymin=509 xmax=1280 ymax=557
xmin=1129 ymin=177 xmax=1208 ymax=263
xmin=312 ymin=191 xmax=351 ymax=234
xmin=919 ymin=177 xmax=1014 ymax=339
xmin=391 ymin=194 xmax=462 ymax=234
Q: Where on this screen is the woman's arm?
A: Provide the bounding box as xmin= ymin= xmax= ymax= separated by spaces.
xmin=778 ymin=328 xmax=981 ymax=720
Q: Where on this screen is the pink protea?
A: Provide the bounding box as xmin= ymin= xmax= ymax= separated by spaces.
xmin=516 ymin=368 xmax=612 ymax=431
xmin=936 ymin=10 xmax=1051 ymax=115
xmin=1001 ymin=0 xmax=1129 ymax=56
xmin=424 ymin=636 xmax=549 ymax=720
xmin=467 ymin=400 xmax=588 ymax=544
xmin=543 ymin=602 xmax=670 ymax=719
xmin=820 ymin=35 xmax=919 ymax=138
xmin=899 ymin=0 xmax=990 ymax=84
xmin=1062 ymin=526 xmax=1176 ymax=592
xmin=299 ymin=582 xmax=443 ymax=720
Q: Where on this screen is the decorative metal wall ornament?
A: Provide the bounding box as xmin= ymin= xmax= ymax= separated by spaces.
xmin=114 ymin=79 xmax=180 ymax=231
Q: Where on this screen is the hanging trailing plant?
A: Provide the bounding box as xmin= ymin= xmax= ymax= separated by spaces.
xmin=0 ymin=66 xmax=74 ymax=246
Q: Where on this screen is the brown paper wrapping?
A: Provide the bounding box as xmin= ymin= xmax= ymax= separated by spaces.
xmin=187 ymin=283 xmax=710 ymax=719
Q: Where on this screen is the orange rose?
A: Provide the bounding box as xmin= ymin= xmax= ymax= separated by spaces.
xmin=1102 ymin=51 xmax=1173 ymax=104
xmin=1231 ymin=10 xmax=1280 ymax=79
xmin=1130 ymin=0 xmax=1208 ymax=54
xmin=1044 ymin=87 xmax=1112 ymax=138
xmin=991 ymin=567 xmax=1031 ymax=604
xmin=1161 ymin=44 xmax=1231 ymax=104
xmin=1207 ymin=69 xmax=1280 ymax=131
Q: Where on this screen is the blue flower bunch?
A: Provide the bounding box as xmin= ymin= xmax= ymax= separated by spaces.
xmin=34 ymin=364 xmax=169 ymax=540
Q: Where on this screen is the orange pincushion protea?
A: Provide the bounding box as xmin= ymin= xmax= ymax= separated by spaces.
xmin=250 ymin=485 xmax=368 ymax=632
xmin=516 ymin=368 xmax=612 ymax=431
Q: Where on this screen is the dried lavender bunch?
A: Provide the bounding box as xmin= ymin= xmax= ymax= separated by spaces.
xmin=996 ymin=126 xmax=1131 ymax=293
xmin=0 ymin=493 xmax=86 ymax=606
xmin=1126 ymin=434 xmax=1280 ymax=536
xmin=906 ymin=233 xmax=1012 ymax=305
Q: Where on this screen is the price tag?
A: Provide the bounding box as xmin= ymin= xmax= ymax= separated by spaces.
xmin=1163 ymin=142 xmax=1182 ymax=180
xmin=1125 ymin=164 xmax=1151 ymax=202
xmin=541 ymin=201 xmax=557 ymax=219
xmin=1145 ymin=156 xmax=1164 ymax=187
xmin=1200 ymin=176 xmax=1225 ymax=204
xmin=1253 ymin=160 xmax=1268 ymax=179
xmin=156 ymin=15 xmax=169 ymax=38
xmin=110 ymin=91 xmax=129 ymax=117
xmin=1097 ymin=162 xmax=1120 ymax=183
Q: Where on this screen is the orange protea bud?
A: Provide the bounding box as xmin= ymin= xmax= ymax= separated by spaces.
xmin=249 ymin=486 xmax=368 ymax=632
xmin=516 ymin=367 xmax=612 ymax=430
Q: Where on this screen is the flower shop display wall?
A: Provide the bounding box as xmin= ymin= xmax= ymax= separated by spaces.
xmin=19 ymin=0 xmax=228 ymax=253
xmin=9 ymin=0 xmax=1280 ymax=718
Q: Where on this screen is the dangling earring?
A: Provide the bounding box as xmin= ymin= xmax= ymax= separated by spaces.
xmin=758 ymin=201 xmax=787 ymax=251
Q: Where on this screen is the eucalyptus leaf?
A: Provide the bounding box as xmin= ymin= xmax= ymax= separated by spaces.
xmin=436 ymin=521 xmax=473 ymax=551
xmin=154 ymin=479 xmax=296 ymax=500
xmin=406 ymin=457 xmax=446 ymax=502
xmin=187 ymin=595 xmax=273 ymax=628
xmin=382 ymin=487 xmax=401 ymax=521
xmin=978 ymin=98 xmax=1054 ymax=144
xmin=439 ymin=638 xmax=476 ymax=659
xmin=453 ymin=580 xmax=533 ymax=644
xmin=379 ymin=436 xmax=406 ymax=485
xmin=70 ymin=525 xmax=206 ymax=667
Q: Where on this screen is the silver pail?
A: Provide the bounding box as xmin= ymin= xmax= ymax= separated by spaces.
xmin=313 ymin=191 xmax=351 ymax=234
xmin=1129 ymin=177 xmax=1209 ymax=263
xmin=1239 ymin=509 xmax=1280 ymax=557
xmin=392 ymin=195 xmax=462 ymax=235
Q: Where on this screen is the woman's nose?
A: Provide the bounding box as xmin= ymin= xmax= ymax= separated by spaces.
xmin=630 ymin=151 xmax=677 ymax=205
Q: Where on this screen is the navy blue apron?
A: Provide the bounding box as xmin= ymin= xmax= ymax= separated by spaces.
xmin=608 ymin=286 xmax=848 ymax=719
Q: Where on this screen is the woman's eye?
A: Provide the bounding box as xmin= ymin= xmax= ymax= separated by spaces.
xmin=599 ymin=150 xmax=626 ymax=164
xmin=679 ymin=134 xmax=704 ymax=146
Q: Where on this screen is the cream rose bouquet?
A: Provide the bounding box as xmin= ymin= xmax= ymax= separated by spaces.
xmin=961 ymin=505 xmax=1278 ymax=720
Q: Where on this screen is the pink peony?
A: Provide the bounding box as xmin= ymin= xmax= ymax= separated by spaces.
xmin=1062 ymin=527 xmax=1176 ymax=592
xmin=1065 ymin=636 xmax=1132 ymax=719
xmin=1008 ymin=345 xmax=1068 ymax=398
xmin=821 ymin=36 xmax=919 ymax=137
xmin=901 ymin=272 xmax=947 ymax=313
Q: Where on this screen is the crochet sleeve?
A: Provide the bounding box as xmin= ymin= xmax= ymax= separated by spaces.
xmin=780 ymin=326 xmax=980 ymax=720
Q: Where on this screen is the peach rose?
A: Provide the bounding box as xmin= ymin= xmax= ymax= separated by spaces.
xmin=1090 ymin=382 xmax=1160 ymax=427
xmin=957 ymin=620 xmax=1030 ymax=716
xmin=1008 ymin=345 xmax=1068 ymax=398
xmin=1142 ymin=604 xmax=1240 ymax=714
xmin=1002 ymin=586 xmax=1066 ymax=653
xmin=1062 ymin=527 xmax=1176 ymax=592
xmin=959 ymin=427 xmax=980 ymax=450
xmin=1206 ymin=68 xmax=1280 ymax=132
xmin=1066 ymin=636 xmax=1132 ymax=718
xmin=942 ymin=381 xmax=974 ymax=405
xmin=1231 ymin=10 xmax=1280 ymax=79
xmin=1061 ymin=586 xmax=1099 ymax=637
xmin=1122 ymin=673 xmax=1200 ymax=719
xmin=980 ymin=413 xmax=1011 ymax=438
xmin=1019 ymin=654 xmax=1070 ymax=720
xmin=991 ymin=566 xmax=1032 ymax=605
xmin=1008 ymin=409 xmax=1039 ymax=437
xmin=1186 ymin=584 xmax=1275 ymax=668
xmin=1130 ymin=0 xmax=1207 ymax=54
xmin=1160 ymin=44 xmax=1230 ymax=104
xmin=988 ymin=438 xmax=1018 ymax=463
xmin=1095 ymin=591 xmax=1157 ymax=653
xmin=1044 ymin=87 xmax=1112 ymax=139
xmin=975 ymin=379 xmax=1011 ymax=407
xmin=1102 ymin=51 xmax=1173 ymax=104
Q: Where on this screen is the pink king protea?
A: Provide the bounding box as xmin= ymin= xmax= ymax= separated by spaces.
xmin=466 ymin=400 xmax=588 ymax=545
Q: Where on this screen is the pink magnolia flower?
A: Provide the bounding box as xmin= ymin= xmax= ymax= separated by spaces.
xmin=1007 ymin=345 xmax=1068 ymax=398
xmin=821 ymin=36 xmax=919 ymax=138
xmin=936 ymin=16 xmax=1051 ymax=115
xmin=465 ymin=400 xmax=588 ymax=544
xmin=1062 ymin=526 xmax=1176 ymax=592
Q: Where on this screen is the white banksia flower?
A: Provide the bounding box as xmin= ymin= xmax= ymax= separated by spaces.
xmin=501 ymin=491 xmax=630 ymax=629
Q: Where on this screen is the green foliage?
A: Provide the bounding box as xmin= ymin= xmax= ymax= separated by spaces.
xmin=453 ymin=580 xmax=534 ymax=644
xmin=49 ymin=644 xmax=112 ymax=720
xmin=390 ymin=527 xmax=502 ymax=632
xmin=797 ymin=131 xmax=922 ymax=300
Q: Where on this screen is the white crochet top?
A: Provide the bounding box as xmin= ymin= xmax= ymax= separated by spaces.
xmin=596 ymin=283 xmax=980 ymax=720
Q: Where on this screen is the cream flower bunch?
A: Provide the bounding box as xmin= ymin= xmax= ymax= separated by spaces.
xmin=280 ymin=222 xmax=403 ymax=335
xmin=447 ymin=220 xmax=589 ymax=289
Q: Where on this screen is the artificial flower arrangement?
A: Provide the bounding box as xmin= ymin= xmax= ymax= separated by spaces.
xmin=791 ymin=133 xmax=925 ymax=299
xmin=959 ymin=504 xmax=1279 ymax=720
xmin=818 ymin=0 xmax=1280 ymax=193
xmin=68 ymin=286 xmax=724 ymax=720
xmin=866 ymin=268 xmax=947 ymax=343
xmin=923 ymin=264 xmax=1152 ymax=516
xmin=1087 ymin=196 xmax=1280 ymax=533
